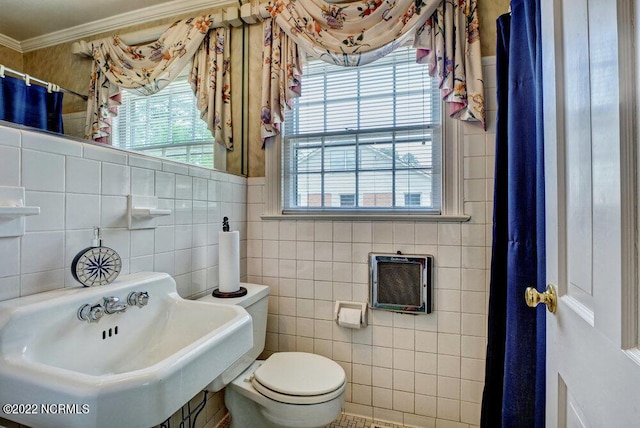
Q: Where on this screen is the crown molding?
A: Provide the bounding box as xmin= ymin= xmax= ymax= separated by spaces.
xmin=0 ymin=33 xmax=22 ymax=52
xmin=3 ymin=0 xmax=235 ymax=53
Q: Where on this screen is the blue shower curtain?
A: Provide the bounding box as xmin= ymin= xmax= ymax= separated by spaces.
xmin=480 ymin=0 xmax=546 ymax=427
xmin=0 ymin=75 xmax=64 ymax=133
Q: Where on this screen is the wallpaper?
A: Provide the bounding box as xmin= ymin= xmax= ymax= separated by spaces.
xmin=0 ymin=44 xmax=23 ymax=70
xmin=479 ymin=0 xmax=510 ymax=57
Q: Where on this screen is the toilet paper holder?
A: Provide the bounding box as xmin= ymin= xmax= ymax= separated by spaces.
xmin=334 ymin=301 xmax=368 ymax=328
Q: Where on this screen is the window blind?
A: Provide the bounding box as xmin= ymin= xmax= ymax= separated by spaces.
xmin=283 ymin=47 xmax=442 ymax=213
xmin=112 ymin=75 xmax=214 ymax=168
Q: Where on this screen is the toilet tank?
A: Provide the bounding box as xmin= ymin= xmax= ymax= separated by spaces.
xmin=197 ymin=283 xmax=270 ymax=391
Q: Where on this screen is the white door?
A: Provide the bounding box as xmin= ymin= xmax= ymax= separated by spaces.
xmin=542 ymin=0 xmax=640 ymax=426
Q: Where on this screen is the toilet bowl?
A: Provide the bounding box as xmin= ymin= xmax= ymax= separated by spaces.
xmin=226 ymin=354 xmax=346 ymax=428
xmin=198 ymin=284 xmax=346 ymax=427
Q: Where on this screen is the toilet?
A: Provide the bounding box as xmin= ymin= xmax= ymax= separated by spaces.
xmin=198 ymin=283 xmax=346 ymax=428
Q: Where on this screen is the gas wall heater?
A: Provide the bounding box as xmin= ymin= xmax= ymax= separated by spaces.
xmin=369 ymin=253 xmax=433 ymax=314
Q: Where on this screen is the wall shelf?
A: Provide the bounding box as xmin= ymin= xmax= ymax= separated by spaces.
xmin=127 ymin=195 xmax=171 ymax=230
xmin=130 ymin=207 xmax=172 ymax=218
xmin=0 ymin=187 xmax=41 ymax=237
xmin=0 ymin=206 xmax=40 ymax=220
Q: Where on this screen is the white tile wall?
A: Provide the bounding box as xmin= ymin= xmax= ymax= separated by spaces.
xmin=244 ymin=59 xmax=496 ymax=428
xmin=0 ymin=126 xmax=247 ymax=301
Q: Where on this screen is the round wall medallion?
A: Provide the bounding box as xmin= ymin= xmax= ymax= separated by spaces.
xmin=71 ymin=246 xmax=122 ymax=287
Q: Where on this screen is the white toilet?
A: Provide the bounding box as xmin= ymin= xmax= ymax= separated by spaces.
xmin=198 ymin=283 xmax=346 ymax=428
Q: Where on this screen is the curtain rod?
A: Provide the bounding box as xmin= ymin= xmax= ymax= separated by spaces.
xmin=71 ymin=3 xmax=270 ymax=57
xmin=0 ymin=64 xmax=88 ymax=101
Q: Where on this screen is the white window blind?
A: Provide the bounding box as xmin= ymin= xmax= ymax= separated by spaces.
xmin=283 ymin=47 xmax=442 ymax=213
xmin=112 ymin=75 xmax=214 ymax=168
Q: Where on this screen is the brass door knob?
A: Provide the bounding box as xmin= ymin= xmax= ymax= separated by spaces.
xmin=525 ymin=284 xmax=557 ymax=313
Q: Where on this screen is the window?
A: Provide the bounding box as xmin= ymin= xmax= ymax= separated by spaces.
xmin=112 ymin=74 xmax=214 ymax=168
xmin=404 ymin=193 xmax=422 ymax=206
xmin=340 ymin=194 xmax=356 ymax=207
xmin=282 ymin=46 xmax=442 ymax=214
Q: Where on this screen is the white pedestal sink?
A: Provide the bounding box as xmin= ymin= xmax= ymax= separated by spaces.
xmin=0 ymin=272 xmax=252 ymax=428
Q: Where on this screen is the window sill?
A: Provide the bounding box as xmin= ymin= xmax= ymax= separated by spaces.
xmin=260 ymin=213 xmax=470 ymax=222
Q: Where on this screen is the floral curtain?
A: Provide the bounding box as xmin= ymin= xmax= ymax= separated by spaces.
xmin=85 ymin=61 xmax=120 ymax=142
xmin=191 ymin=27 xmax=233 ymax=149
xmin=261 ymin=0 xmax=485 ymax=143
xmin=415 ymin=0 xmax=484 ymax=124
xmin=85 ymin=15 xmax=234 ymax=149
xmin=261 ymin=18 xmax=303 ymax=143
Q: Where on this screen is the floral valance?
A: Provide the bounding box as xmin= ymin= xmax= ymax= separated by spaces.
xmin=85 ymin=15 xmax=233 ymax=149
xmin=261 ymin=0 xmax=485 ymax=143
xmin=89 ymin=16 xmax=211 ymax=95
xmin=265 ymin=0 xmax=441 ymax=66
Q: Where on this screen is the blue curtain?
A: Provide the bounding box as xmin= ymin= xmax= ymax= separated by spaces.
xmin=481 ymin=0 xmax=546 ymax=427
xmin=0 ymin=75 xmax=64 ymax=133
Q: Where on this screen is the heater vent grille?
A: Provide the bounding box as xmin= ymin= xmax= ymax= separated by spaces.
xmin=369 ymin=253 xmax=433 ymax=314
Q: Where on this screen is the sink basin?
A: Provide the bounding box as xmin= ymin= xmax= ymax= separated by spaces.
xmin=0 ymin=272 xmax=252 ymax=428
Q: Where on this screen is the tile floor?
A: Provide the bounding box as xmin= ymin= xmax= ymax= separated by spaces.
xmin=218 ymin=413 xmax=405 ymax=428
xmin=325 ymin=414 xmax=404 ymax=428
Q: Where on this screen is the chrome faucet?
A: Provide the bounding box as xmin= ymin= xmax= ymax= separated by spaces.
xmin=103 ymin=296 xmax=128 ymax=314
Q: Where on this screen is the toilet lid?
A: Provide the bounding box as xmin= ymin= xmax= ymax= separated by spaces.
xmin=252 ymin=352 xmax=345 ymax=402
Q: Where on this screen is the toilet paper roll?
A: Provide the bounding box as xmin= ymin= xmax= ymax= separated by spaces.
xmin=338 ymin=307 xmax=362 ymax=329
xmin=219 ymin=231 xmax=240 ymax=293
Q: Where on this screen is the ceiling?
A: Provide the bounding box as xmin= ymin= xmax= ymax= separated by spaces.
xmin=0 ymin=0 xmax=230 ymax=52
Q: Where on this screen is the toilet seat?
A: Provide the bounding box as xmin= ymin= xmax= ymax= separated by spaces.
xmin=251 ymin=352 xmax=346 ymax=405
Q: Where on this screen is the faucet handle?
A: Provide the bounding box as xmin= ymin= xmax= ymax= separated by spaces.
xmin=78 ymin=303 xmax=104 ymax=323
xmin=103 ymin=296 xmax=127 ymax=314
xmin=127 ymin=291 xmax=149 ymax=308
